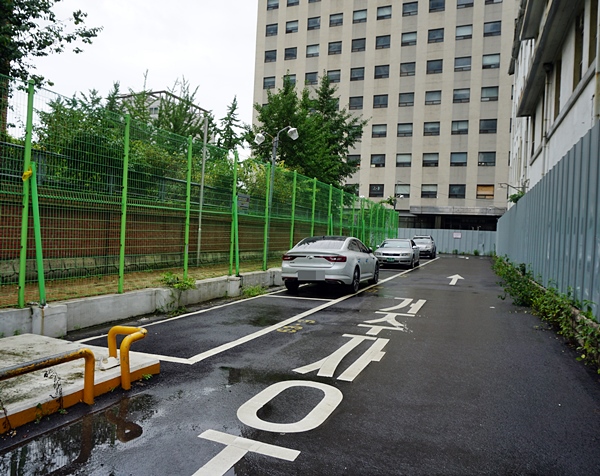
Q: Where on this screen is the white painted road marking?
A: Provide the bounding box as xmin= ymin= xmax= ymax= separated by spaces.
xmin=448 ymin=274 xmax=464 ymax=286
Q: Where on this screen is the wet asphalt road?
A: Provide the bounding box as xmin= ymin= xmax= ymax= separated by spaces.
xmin=2 ymin=256 xmax=600 ymax=475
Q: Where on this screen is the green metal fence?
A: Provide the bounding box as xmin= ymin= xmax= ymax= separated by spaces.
xmin=0 ymin=75 xmax=398 ymax=309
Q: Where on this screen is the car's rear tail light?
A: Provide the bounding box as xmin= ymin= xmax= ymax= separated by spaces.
xmin=321 ymin=255 xmax=347 ymax=262
xmin=282 ymin=254 xmax=297 ymax=261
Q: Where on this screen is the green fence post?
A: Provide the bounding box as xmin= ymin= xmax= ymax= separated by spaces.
xmin=183 ymin=136 xmax=193 ymax=280
xmin=262 ymin=163 xmax=271 ymax=271
xmin=310 ymin=178 xmax=317 ymax=236
xmin=230 ymin=151 xmax=240 ymax=276
xmin=327 ymin=184 xmax=333 ymax=235
xmin=339 ymin=189 xmax=343 ymax=235
xmin=368 ymin=204 xmax=374 ymax=247
xmin=289 ymin=171 xmax=297 ymax=249
xmin=29 ymin=163 xmax=46 ymax=306
xmin=17 ymin=80 xmax=35 ymax=308
xmin=118 ymin=115 xmax=131 ymax=294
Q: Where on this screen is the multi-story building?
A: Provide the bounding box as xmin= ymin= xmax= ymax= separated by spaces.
xmin=509 ymin=0 xmax=599 ymax=193
xmin=253 ymin=0 xmax=518 ymax=230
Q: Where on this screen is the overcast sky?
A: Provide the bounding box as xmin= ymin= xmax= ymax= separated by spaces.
xmin=33 ymin=0 xmax=258 ymax=125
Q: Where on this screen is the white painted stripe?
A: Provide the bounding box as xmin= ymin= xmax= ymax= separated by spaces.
xmin=264 ymin=294 xmax=332 ymax=302
xmin=199 ymin=430 xmax=300 ymax=460
xmin=337 ymin=338 xmax=389 ymax=382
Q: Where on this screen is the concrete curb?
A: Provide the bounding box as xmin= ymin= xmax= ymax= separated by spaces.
xmin=0 ymin=269 xmax=282 ymax=338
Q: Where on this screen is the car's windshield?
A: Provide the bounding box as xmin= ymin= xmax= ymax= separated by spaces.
xmin=414 ymin=239 xmax=431 ymax=244
xmin=380 ymin=241 xmax=410 ymax=249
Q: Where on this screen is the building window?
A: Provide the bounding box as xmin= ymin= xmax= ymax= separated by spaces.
xmin=484 ymin=21 xmax=501 ymax=36
xmin=306 ymin=44 xmax=319 ymax=57
xmin=479 ymin=119 xmax=497 ymax=133
xmin=399 ymin=92 xmax=414 ymax=106
xmin=287 ymin=0 xmax=299 ymax=5
xmin=285 ymin=74 xmax=296 ymax=85
xmin=476 ymin=185 xmax=494 ymax=199
xmin=371 ymin=154 xmax=386 ymax=167
xmin=450 ymin=152 xmax=467 ymax=166
xmin=424 ymin=122 xmax=440 ymax=136
xmin=482 ymin=54 xmax=500 ymax=69
xmin=373 ymin=94 xmax=389 ymax=108
xmin=285 ymin=47 xmax=297 ymax=60
xmin=481 ymin=86 xmax=499 ymax=101
xmin=305 ymin=72 xmax=318 ymax=85
xmin=286 ymin=20 xmax=298 ymax=33
xmin=453 ymin=88 xmax=470 ymax=103
xmin=369 ymin=184 xmax=385 ymax=198
xmin=375 ymin=65 xmax=390 ymax=79
xmin=428 ymin=28 xmax=444 ymax=43
xmin=423 ymin=153 xmax=439 ymax=167
xmin=400 ymin=62 xmax=416 ymax=76
xmin=478 ymin=151 xmax=496 ymax=166
xmin=457 ymin=0 xmax=474 ymax=8
xmin=349 ymin=96 xmax=363 ymax=110
xmin=266 ymin=23 xmax=278 ymax=36
xmin=372 ymin=125 xmax=387 ymax=138
xmin=449 ymin=184 xmax=466 ymax=199
xmin=308 ymin=17 xmax=320 ymax=30
xmin=350 ymin=67 xmax=365 ymax=81
xmin=396 ymin=154 xmax=411 ymax=167
xmin=456 ymin=24 xmax=472 ymax=39
xmin=421 ymin=185 xmax=438 ymax=198
xmin=451 ymin=120 xmax=469 ymax=134
xmin=352 ymin=38 xmax=366 ymax=52
xmin=328 ymin=41 xmax=342 ymax=55
xmin=265 ymin=50 xmax=277 ymax=62
xmin=454 ymin=56 xmax=471 ymax=71
xmin=403 ymin=2 xmax=418 ymax=16
xmin=395 ymin=184 xmax=410 ymax=198
xmin=263 ymin=77 xmax=276 ymax=89
xmin=327 ymin=69 xmax=341 ymax=82
xmin=427 ymin=59 xmax=443 ymax=74
xmin=353 ymin=9 xmax=367 ymax=23
xmin=397 ymin=123 xmax=413 ymax=137
xmin=425 ymin=90 xmax=442 ymax=105
xmin=402 ymin=32 xmax=417 ymax=46
xmin=267 ymin=0 xmax=279 ymax=10
xmin=330 ymin=13 xmax=343 ymax=26
xmin=485 ymin=0 xmax=503 ymax=3
xmin=308 ymin=0 xmax=321 ymax=3
xmin=377 ymin=6 xmax=392 ymax=20
xmin=376 ymin=35 xmax=391 ymax=49
xmin=347 ymin=155 xmax=360 ymax=166
xmin=429 ymin=0 xmax=445 ymax=12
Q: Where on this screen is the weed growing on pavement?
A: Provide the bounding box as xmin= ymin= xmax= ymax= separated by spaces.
xmin=159 ymin=272 xmax=196 ymax=291
xmin=492 ymin=255 xmax=600 ymax=372
xmin=242 ymin=285 xmax=268 ymax=298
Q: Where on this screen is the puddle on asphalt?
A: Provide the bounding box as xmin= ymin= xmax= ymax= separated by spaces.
xmin=0 ymin=394 xmax=157 ymax=475
xmin=220 ymin=367 xmax=295 ymax=388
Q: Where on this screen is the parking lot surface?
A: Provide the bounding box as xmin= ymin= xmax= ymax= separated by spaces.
xmin=1 ymin=256 xmax=600 ymax=475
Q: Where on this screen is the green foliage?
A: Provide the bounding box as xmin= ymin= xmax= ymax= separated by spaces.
xmin=0 ymin=1 xmax=102 ymax=83
xmin=492 ymin=255 xmax=600 ymax=372
xmin=242 ymin=285 xmax=268 ymax=298
xmin=509 ymin=191 xmax=525 ymax=203
xmin=159 ymin=272 xmax=195 ymax=291
xmin=251 ymin=74 xmax=368 ymax=187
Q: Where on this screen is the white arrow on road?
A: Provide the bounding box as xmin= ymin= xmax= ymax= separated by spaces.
xmin=447 ymin=274 xmax=464 ymax=286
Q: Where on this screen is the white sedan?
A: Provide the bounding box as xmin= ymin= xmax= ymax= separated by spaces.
xmin=281 ymin=236 xmax=379 ymax=293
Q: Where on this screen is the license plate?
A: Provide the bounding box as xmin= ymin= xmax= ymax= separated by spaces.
xmin=386 ymin=258 xmax=395 ymax=262
xmin=298 ymin=270 xmax=325 ymax=280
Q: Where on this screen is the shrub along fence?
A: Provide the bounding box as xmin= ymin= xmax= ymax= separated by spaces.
xmin=0 ymin=75 xmax=397 ymax=309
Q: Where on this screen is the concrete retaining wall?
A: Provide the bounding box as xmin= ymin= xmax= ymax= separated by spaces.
xmin=0 ymin=269 xmax=282 ymax=338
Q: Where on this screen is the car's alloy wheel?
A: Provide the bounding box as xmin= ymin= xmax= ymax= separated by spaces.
xmin=369 ymin=263 xmax=379 ymax=284
xmin=349 ymin=268 xmax=360 ymax=293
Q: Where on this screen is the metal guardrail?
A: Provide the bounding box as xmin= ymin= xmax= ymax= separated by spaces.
xmin=107 ymin=326 xmax=148 ymax=390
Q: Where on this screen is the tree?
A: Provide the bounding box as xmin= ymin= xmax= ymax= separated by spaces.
xmin=0 ymin=0 xmax=102 ymax=83
xmin=250 ymin=74 xmax=367 ymax=187
xmin=216 ymin=96 xmax=246 ymax=151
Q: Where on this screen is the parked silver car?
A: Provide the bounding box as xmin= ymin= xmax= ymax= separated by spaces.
xmin=374 ymin=238 xmax=420 ymax=268
xmin=413 ymin=235 xmax=437 ymax=258
xmin=281 ymin=236 xmax=379 ymax=293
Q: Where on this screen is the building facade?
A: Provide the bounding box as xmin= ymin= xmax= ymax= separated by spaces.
xmin=253 ymin=0 xmax=518 ymax=230
xmin=509 ymin=0 xmax=599 ymax=193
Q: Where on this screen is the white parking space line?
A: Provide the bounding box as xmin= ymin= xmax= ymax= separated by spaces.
xmin=264 ymin=295 xmax=332 ymax=302
xmin=76 ymin=261 xmax=438 ymax=364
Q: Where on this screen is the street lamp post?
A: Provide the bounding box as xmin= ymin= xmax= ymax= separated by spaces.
xmin=255 ymin=126 xmax=299 ymax=268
